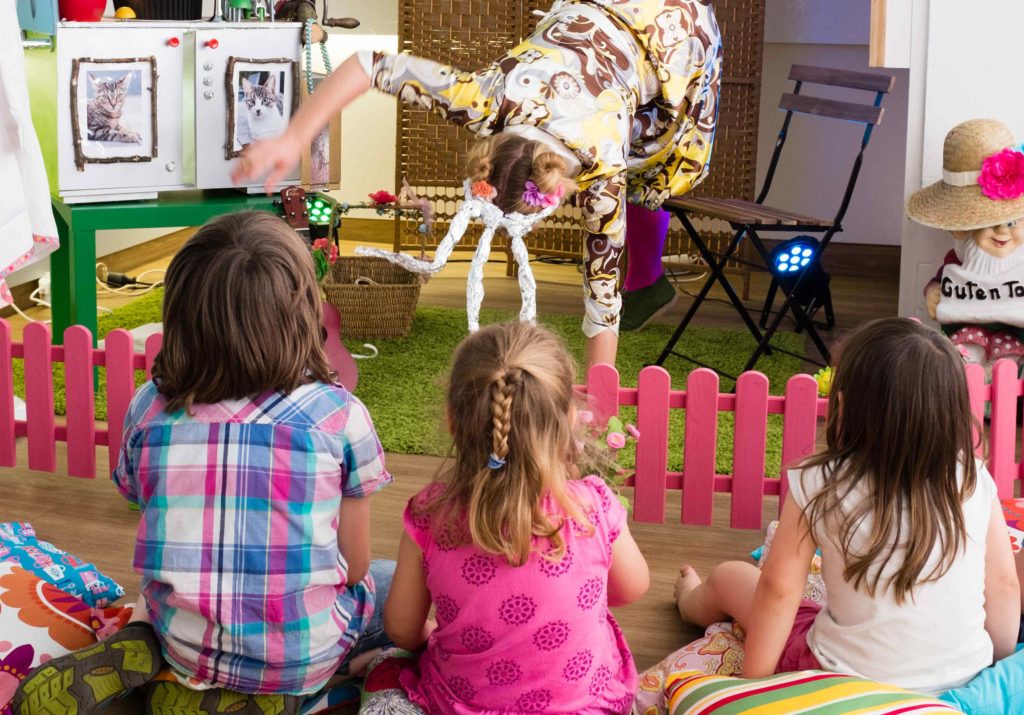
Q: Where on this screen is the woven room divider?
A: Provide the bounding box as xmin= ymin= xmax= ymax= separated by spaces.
xmin=394 ymin=0 xmax=765 ymax=293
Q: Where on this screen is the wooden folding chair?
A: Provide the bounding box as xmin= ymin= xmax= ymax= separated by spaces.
xmin=655 ymin=64 xmax=895 ymax=378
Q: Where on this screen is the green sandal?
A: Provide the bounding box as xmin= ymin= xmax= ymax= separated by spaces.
xmin=12 ymin=622 xmax=163 ymax=715
xmin=145 ymin=681 xmax=303 ymax=715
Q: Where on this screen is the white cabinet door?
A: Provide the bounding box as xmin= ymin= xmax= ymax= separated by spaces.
xmin=194 ymin=25 xmax=302 ymax=190
xmin=57 ymin=23 xmax=186 ymax=199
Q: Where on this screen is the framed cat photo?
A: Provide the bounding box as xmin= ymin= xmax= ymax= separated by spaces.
xmin=226 ymin=57 xmax=299 ymax=160
xmin=70 ymin=57 xmax=158 ymax=171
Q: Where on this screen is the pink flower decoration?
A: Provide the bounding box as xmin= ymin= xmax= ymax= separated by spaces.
xmin=521 ymin=181 xmax=564 ymax=208
xmin=625 ymin=423 xmax=640 ymax=440
xmin=312 ymin=238 xmax=329 ymax=250
xmin=978 ymin=148 xmax=1024 ymax=200
xmin=368 ymin=190 xmax=398 ymax=206
xmin=577 ymin=410 xmax=594 ymax=426
xmin=606 ymin=432 xmax=626 ymax=450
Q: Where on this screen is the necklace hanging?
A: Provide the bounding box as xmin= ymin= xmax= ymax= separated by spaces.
xmin=302 ymin=19 xmax=337 ymax=190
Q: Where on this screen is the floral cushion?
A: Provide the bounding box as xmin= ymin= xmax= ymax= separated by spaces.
xmin=0 ymin=523 xmax=124 ymax=608
xmin=0 ymin=562 xmax=132 ymax=714
xmin=666 ymin=671 xmax=961 ymax=714
xmin=634 ymin=622 xmax=746 ymax=714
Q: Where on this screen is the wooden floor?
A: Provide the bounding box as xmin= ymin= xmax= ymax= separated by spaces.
xmin=0 ymin=222 xmax=897 ymax=710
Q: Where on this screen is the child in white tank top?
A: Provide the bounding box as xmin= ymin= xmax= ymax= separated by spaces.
xmin=674 ymin=317 xmax=1020 ymax=696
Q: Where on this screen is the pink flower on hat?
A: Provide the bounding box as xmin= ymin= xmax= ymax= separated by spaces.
xmin=978 ymin=148 xmax=1024 ymax=200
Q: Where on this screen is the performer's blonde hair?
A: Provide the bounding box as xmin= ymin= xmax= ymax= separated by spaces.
xmin=467 ymin=134 xmax=578 ymax=214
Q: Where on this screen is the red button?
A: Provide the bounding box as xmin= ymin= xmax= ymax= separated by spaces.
xmin=206 ymin=39 xmax=219 ymax=49
xmin=167 ymin=37 xmax=180 ymax=47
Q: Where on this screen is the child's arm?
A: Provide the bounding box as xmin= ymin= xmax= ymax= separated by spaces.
xmin=383 ymin=532 xmax=435 ymax=651
xmin=984 ymin=498 xmax=1020 ymax=661
xmin=608 ymin=523 xmax=650 ymax=607
xmin=741 ymin=493 xmax=818 ymax=678
xmin=232 ymin=54 xmax=371 ymax=191
xmin=338 ymin=496 xmax=371 ymax=585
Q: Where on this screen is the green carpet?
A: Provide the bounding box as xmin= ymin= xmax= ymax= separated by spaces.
xmin=15 ymin=290 xmax=808 ymax=474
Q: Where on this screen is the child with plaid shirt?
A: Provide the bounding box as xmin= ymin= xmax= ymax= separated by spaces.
xmin=14 ymin=212 xmax=393 ymax=715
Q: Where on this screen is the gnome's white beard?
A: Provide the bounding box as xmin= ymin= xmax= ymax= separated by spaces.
xmin=937 ymin=237 xmax=1024 ymax=327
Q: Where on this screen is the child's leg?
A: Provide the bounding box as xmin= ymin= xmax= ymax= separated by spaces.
xmin=13 ymin=595 xmax=163 ymax=715
xmin=674 ymin=562 xmax=762 ymax=629
xmin=623 ymin=203 xmax=671 ymax=292
xmin=1016 ymin=549 xmax=1024 ymax=614
xmin=340 ymin=559 xmax=397 ymax=677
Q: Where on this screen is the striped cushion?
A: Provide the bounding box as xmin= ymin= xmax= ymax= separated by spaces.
xmin=667 ymin=670 xmax=963 ymax=714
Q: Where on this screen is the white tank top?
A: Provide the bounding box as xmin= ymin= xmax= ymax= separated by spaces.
xmin=788 ymin=460 xmax=998 ymax=695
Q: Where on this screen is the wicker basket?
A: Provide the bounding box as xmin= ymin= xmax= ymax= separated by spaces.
xmin=322 ymin=257 xmax=422 ymax=340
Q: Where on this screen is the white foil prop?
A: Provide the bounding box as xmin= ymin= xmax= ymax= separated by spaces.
xmin=356 ymin=180 xmax=557 ymax=332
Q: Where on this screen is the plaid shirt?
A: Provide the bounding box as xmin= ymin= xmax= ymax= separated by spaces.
xmin=113 ymin=380 xmax=391 ymax=695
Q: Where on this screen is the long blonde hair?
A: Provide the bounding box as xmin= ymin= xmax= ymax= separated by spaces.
xmin=799 ymin=318 xmax=979 ymax=604
xmin=420 ymin=322 xmax=583 ymax=566
xmin=467 ymin=134 xmax=577 ymax=214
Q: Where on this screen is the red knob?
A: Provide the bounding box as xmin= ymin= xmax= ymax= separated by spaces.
xmin=167 ymin=37 xmax=180 ymax=47
xmin=206 ymin=39 xmax=219 ymax=49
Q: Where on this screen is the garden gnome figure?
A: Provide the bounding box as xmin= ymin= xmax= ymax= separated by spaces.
xmin=907 ymin=119 xmax=1024 ymax=379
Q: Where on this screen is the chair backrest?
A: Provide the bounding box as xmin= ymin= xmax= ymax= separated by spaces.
xmin=758 ymin=64 xmax=896 ymax=226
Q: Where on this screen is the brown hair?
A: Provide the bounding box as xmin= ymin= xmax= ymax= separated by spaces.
xmin=422 ymin=322 xmax=585 ymax=566
xmin=467 ymin=134 xmax=577 ymax=214
xmin=152 ymin=211 xmax=333 ymax=413
xmin=799 ymin=317 xmax=979 ymax=604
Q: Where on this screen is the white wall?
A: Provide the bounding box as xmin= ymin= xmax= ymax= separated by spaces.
xmin=897 ymin=0 xmax=1024 ymax=318
xmin=756 ymin=0 xmax=909 ymax=246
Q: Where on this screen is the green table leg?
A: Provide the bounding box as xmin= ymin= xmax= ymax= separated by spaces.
xmin=50 ymin=212 xmax=98 ymax=344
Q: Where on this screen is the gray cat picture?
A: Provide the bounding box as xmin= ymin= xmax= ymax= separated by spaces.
xmin=86 ymin=73 xmax=142 ymax=145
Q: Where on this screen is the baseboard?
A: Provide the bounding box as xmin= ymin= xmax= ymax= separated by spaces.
xmin=759 ymin=239 xmax=900 ymax=280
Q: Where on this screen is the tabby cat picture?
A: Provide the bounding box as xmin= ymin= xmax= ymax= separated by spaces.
xmin=235 ymin=73 xmax=286 ymax=149
xmin=86 ymin=73 xmax=142 ymax=145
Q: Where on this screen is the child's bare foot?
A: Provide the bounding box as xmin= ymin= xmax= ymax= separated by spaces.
xmin=674 ymin=565 xmax=703 ymax=621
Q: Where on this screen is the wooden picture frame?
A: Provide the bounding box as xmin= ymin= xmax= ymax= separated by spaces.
xmin=225 ymin=56 xmax=299 ymax=160
xmin=70 ymin=56 xmax=158 ymax=171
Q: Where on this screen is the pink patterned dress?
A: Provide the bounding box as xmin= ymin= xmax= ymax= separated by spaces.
xmin=400 ymin=476 xmax=637 ymax=714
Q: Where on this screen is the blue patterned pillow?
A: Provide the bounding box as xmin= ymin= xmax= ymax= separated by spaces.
xmin=0 ymin=523 xmax=124 ymax=607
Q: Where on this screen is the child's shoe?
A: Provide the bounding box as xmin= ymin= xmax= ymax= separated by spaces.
xmin=12 ymin=621 xmax=163 ymax=714
xmin=145 ymin=681 xmax=304 ymax=715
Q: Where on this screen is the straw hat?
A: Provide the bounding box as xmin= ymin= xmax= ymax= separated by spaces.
xmin=906 ymin=119 xmax=1024 ymax=231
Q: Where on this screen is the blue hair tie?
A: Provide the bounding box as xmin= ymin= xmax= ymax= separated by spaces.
xmin=488 ymin=453 xmax=506 ymax=470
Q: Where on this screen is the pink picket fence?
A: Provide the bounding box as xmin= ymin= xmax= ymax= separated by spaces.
xmin=1 ymin=319 xmax=1022 ymax=530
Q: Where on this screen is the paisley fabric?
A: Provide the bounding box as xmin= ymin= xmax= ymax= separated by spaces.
xmin=0 ymin=562 xmax=133 ymax=715
xmin=359 ymin=0 xmax=721 ymax=337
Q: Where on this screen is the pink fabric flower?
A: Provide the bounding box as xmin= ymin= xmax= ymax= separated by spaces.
xmin=521 ymin=181 xmax=564 ymax=208
xmin=312 ymin=238 xmax=329 ymax=250
xmin=625 ymin=424 xmax=640 ymax=440
xmin=369 ymin=190 xmax=398 ymax=205
xmin=605 ymin=432 xmax=626 ymax=450
xmin=978 ymin=148 xmax=1024 ymax=200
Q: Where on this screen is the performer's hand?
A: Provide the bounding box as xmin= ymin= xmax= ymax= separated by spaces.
xmin=231 ymin=131 xmax=303 ymax=194
xmin=925 ymin=283 xmax=941 ymax=320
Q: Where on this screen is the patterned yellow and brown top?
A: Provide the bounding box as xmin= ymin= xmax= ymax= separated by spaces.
xmin=358 ymin=0 xmax=722 ymax=337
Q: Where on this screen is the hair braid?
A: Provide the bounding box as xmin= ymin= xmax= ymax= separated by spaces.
xmin=489 ymin=368 xmax=522 ymax=462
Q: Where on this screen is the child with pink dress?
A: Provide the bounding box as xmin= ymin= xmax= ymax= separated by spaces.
xmin=377 ymin=322 xmax=650 ymax=714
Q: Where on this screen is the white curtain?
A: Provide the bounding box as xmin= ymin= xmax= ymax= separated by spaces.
xmin=0 ymin=10 xmax=58 ymax=308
